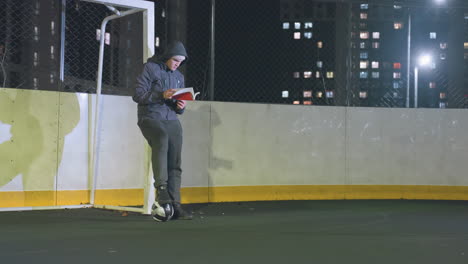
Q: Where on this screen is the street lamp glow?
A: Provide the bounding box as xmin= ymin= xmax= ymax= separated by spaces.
xmin=414 ymin=54 xmax=433 ymax=108
xmin=434 ymin=0 xmax=445 ymax=4
xmin=418 ymin=55 xmax=433 ymax=67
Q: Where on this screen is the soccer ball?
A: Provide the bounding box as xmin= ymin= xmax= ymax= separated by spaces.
xmin=152 ymin=202 xmax=174 ymax=222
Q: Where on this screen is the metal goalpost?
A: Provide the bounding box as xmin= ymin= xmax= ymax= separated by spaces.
xmin=0 ymin=0 xmax=155 ymax=214
xmin=84 ymin=0 xmax=155 ymax=215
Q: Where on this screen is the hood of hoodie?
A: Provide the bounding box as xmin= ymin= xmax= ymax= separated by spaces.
xmin=147 ymin=41 xmax=188 ymax=64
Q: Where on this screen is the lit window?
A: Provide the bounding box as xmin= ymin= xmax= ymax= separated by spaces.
xmin=440 ymin=92 xmax=446 ymax=99
xmin=439 ymin=102 xmax=447 ymax=108
xmin=105 ymin=33 xmax=110 ymax=45
xmin=360 ymin=61 xmax=369 ymax=69
xmin=283 ymin=22 xmax=290 ymax=29
xmin=317 ymin=41 xmax=323 ymax=48
xmin=294 ymin=22 xmax=301 ymax=29
xmin=326 ymin=91 xmax=334 ymax=98
xmin=293 ymin=101 xmax=300 ymax=105
xmin=393 ymin=63 xmax=401 ymax=69
xmin=393 ymin=81 xmax=400 ymax=89
xmin=50 ymin=45 xmax=55 ymax=60
xmin=304 ymin=71 xmax=312 ymax=78
xmin=371 ymin=61 xmax=379 ymax=69
xmin=360 ymin=31 xmax=369 ymax=39
xmin=304 ymin=22 xmax=313 ymax=29
xmin=294 ymin=32 xmax=301 ymax=39
xmin=282 ymin=91 xmax=289 ymax=98
xmin=430 ymin=32 xmax=437 ymax=39
xmin=304 ymin=32 xmax=312 ymax=39
xmin=372 ymin=32 xmax=380 ymax=39
xmin=429 ymin=82 xmax=436 ymax=89
xmin=34 ymin=26 xmax=39 ymax=42
xmin=34 ymin=1 xmax=40 ymax=15
xmin=303 ymin=101 xmax=312 ymax=105
xmin=293 ymin=72 xmax=300 ymax=78
xmin=50 ymin=73 xmax=55 ymax=84
xmin=156 ymin=37 xmax=160 ymax=47
xmin=360 ymin=52 xmax=368 ymax=59
xmin=33 ymin=52 xmax=39 ymax=67
xmin=360 ymin=42 xmax=366 ymax=49
xmin=394 ymin=22 xmax=403 ymax=30
xmin=97 ymin=29 xmax=110 ymax=44
xmin=372 ymin=42 xmax=380 ymax=49
xmin=127 ymin=21 xmax=133 ymax=31
xmin=360 ymin=4 xmax=369 ymax=10
xmin=316 ymin=71 xmax=321 ymax=78
xmin=371 ymin=72 xmax=380 ymax=78
xmin=360 ymin=13 xmax=368 ymax=19
xmin=393 ymin=72 xmax=401 ymax=79
xmin=326 ymin=72 xmax=334 ymax=78
xmin=317 ymin=61 xmax=323 ymax=68
xmin=33 ymin=77 xmax=39 ymax=89
xmin=359 ymin=91 xmax=368 ymax=98
xmin=464 ymin=42 xmax=468 ymax=49
xmin=51 ymin=21 xmax=55 ymax=36
xmin=440 ymin=43 xmax=447 ymax=49
xmin=303 ymin=91 xmax=312 ymax=98
xmin=360 ymin=71 xmax=368 ymax=78
xmin=316 ymin=91 xmax=323 ymax=98
xmin=440 ymin=53 xmax=446 ymax=60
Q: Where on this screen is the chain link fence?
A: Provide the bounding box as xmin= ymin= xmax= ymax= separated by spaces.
xmin=64 ymin=0 xmax=143 ymax=95
xmin=0 ymin=0 xmax=143 ymax=95
xmin=184 ymin=0 xmax=468 ymax=108
xmin=0 ymin=0 xmax=56 ymax=90
xmin=1 ymin=0 xmax=468 ymax=108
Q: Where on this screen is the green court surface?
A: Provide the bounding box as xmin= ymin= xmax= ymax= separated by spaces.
xmin=1 ymin=200 xmax=467 ymax=264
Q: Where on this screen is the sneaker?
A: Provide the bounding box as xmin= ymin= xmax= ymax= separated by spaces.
xmin=156 ymin=185 xmax=172 ymax=204
xmin=173 ymin=203 xmax=193 ymax=220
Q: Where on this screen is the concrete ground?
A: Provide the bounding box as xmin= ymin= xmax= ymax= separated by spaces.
xmin=1 ymin=200 xmax=467 ymax=264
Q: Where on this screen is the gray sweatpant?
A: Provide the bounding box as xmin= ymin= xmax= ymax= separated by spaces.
xmin=138 ymin=119 xmax=183 ymax=204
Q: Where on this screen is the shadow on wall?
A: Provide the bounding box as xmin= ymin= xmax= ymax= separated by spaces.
xmin=0 ymin=89 xmax=80 ymax=193
xmin=204 ymin=104 xmax=233 ymax=171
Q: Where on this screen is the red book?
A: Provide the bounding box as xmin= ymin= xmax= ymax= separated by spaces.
xmin=172 ymin=88 xmax=199 ymax=101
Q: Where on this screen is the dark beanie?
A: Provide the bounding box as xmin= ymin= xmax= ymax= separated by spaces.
xmin=161 ymin=41 xmax=188 ymax=61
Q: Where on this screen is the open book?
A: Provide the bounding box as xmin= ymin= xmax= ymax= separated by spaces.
xmin=172 ymin=87 xmax=200 ymax=101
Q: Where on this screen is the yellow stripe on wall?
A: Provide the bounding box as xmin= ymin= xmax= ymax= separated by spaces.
xmin=0 ymin=189 xmax=143 ymax=208
xmin=182 ymin=185 xmax=468 ymax=203
xmin=1 ymin=185 xmax=468 ymax=208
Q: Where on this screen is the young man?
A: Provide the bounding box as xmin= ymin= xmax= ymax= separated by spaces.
xmin=133 ymin=41 xmax=192 ymax=220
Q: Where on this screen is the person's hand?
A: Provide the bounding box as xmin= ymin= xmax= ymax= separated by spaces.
xmin=163 ymin=89 xmax=177 ymax=99
xmin=176 ymin=100 xmax=186 ymax=110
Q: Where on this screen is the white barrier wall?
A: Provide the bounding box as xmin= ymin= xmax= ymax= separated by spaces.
xmin=0 ymin=88 xmax=148 ymax=207
xmin=201 ymin=102 xmax=347 ymax=186
xmin=347 ymin=108 xmax=468 ymax=186
xmin=1 ymin=88 xmax=468 ymax=208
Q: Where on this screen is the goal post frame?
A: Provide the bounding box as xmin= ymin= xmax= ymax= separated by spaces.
xmin=0 ymin=0 xmax=155 ymax=214
xmin=84 ymin=0 xmax=155 ymax=215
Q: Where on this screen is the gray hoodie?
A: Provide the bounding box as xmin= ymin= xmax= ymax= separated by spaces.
xmin=133 ymin=41 xmax=188 ymax=121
